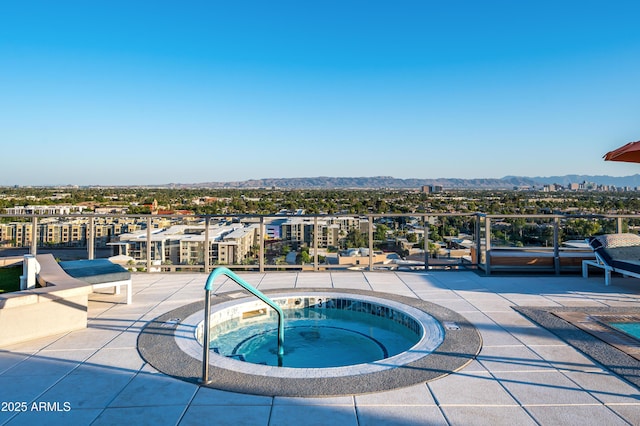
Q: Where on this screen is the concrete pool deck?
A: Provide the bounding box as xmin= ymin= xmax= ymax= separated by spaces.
xmin=1 ymin=270 xmax=640 ymax=425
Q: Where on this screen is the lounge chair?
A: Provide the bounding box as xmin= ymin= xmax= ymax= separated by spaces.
xmin=58 ymin=258 xmax=132 ymax=304
xmin=583 ymin=233 xmax=640 ymax=285
xmin=36 ymin=254 xmax=132 ymax=304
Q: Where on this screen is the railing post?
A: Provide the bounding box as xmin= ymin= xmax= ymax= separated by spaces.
xmin=259 ymin=216 xmax=265 ymax=273
xmin=368 ymin=215 xmax=374 ymax=271
xmin=553 ymin=217 xmax=560 ymax=275
xmin=88 ymin=216 xmax=95 ymax=260
xmin=423 ymin=216 xmax=429 ymax=270
xmin=204 ymin=216 xmax=210 ymax=273
xmin=30 ymin=216 xmax=38 ymax=256
xmin=485 ymin=216 xmax=491 ymax=275
xmin=475 ymin=214 xmax=482 ymax=265
xmin=146 ymin=216 xmax=152 ymax=273
xmin=313 ymin=216 xmax=319 ymax=271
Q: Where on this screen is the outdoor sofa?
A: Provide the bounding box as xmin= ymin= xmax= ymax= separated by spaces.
xmin=583 ymin=233 xmax=640 ymax=285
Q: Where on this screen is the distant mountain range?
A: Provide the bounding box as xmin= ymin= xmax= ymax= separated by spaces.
xmin=166 ymin=174 xmax=640 ymax=190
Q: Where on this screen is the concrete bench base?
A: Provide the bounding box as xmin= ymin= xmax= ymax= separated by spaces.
xmin=0 ymin=256 xmax=91 ymax=347
xmin=0 ymin=254 xmax=132 ymax=347
xmin=93 ymin=279 xmax=133 ymax=304
xmin=57 ymin=258 xmax=132 ymax=305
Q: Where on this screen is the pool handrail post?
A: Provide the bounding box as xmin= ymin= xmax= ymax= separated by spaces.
xmin=201 ymin=288 xmax=212 ymax=384
xmin=201 ymin=267 xmax=285 ymax=383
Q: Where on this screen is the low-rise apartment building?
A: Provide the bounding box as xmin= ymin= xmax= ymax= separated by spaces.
xmin=4 ymin=205 xmax=87 ymax=215
xmin=280 ymin=216 xmax=369 ymax=249
xmin=115 ymin=222 xmax=259 ymax=265
xmin=0 ymin=217 xmax=147 ymax=249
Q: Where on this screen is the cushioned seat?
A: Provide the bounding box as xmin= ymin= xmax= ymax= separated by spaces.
xmin=57 ymin=258 xmax=132 ymax=303
xmin=58 ymin=259 xmax=131 ymax=285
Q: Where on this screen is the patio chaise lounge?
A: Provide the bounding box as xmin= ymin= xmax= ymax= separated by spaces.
xmin=583 ymin=233 xmax=640 ymax=285
xmin=37 ymin=254 xmax=132 ymax=304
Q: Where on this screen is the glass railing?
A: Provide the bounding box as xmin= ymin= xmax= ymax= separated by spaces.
xmin=0 ymin=212 xmax=637 ymax=274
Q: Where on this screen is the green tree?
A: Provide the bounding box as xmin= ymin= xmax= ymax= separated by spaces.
xmin=374 ymin=224 xmax=390 ymax=241
xmin=344 ymin=229 xmax=367 ymax=248
xmin=297 ymin=247 xmax=311 ymax=264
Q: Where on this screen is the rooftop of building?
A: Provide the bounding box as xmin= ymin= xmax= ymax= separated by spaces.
xmin=1 ymin=270 xmax=639 ymax=425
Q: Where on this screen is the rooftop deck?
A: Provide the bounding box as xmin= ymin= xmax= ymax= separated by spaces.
xmin=1 ymin=270 xmax=639 ymax=425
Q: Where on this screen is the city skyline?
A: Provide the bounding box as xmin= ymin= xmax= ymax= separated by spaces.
xmin=2 ymin=1 xmax=640 ymax=186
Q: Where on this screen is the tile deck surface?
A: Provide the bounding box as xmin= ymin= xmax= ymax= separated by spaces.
xmin=1 ymin=270 xmax=639 ymax=425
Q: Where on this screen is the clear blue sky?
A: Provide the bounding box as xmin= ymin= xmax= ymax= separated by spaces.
xmin=2 ymin=1 xmax=640 ymax=186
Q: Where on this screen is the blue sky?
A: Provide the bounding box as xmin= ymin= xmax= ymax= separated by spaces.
xmin=2 ymin=1 xmax=640 ymax=186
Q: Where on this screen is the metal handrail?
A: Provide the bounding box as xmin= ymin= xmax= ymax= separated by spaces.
xmin=201 ymin=267 xmax=285 ymax=384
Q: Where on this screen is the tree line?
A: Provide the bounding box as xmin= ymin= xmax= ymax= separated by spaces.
xmin=2 ymin=187 xmax=640 ymax=216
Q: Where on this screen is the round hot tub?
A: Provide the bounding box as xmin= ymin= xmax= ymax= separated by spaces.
xmin=189 ymin=293 xmax=444 ymax=372
xmin=138 ymin=288 xmax=481 ymax=397
xmin=201 ymin=294 xmax=433 ymax=368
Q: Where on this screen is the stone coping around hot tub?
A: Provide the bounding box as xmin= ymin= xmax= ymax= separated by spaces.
xmin=137 ymin=288 xmax=482 ymax=397
xmin=514 ymin=305 xmax=640 ymax=389
xmin=177 ymin=292 xmax=443 ymax=378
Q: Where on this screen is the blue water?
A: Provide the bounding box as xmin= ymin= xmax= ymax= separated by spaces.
xmin=609 ymin=322 xmax=640 ymax=340
xmin=209 ymin=308 xmax=421 ymax=368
